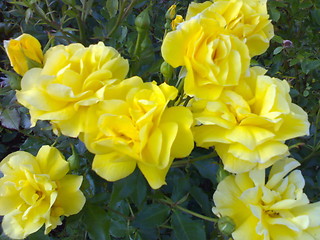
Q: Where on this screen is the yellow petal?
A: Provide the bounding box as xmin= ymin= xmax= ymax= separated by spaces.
xmin=232 ymin=216 xmax=261 ymax=240
xmin=0 ymin=180 xmax=21 ymax=215
xmin=55 ymin=175 xmax=85 ymax=216
xmin=186 ymin=1 xmax=213 ymax=20
xmin=92 ymin=152 xmax=136 ymax=181
xmin=142 ymin=122 xmax=178 ymax=168
xmin=267 ymin=158 xmax=300 ymax=189
xmin=137 ymin=159 xmax=172 ymax=189
xmin=2 ymin=210 xmax=43 ymax=239
xmin=162 ymin=19 xmax=201 ymax=68
xmin=36 ymin=145 xmax=69 ymax=180
xmin=160 ymin=106 xmax=194 ymax=158
xmin=215 ymin=144 xmax=257 ymax=173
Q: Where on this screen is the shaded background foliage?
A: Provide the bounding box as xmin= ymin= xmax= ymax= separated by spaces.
xmin=0 ymin=0 xmax=319 ymax=239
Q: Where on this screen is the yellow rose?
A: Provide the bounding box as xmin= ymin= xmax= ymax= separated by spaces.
xmin=186 ymin=0 xmax=274 ymax=56
xmin=16 ymin=42 xmax=129 ymax=137
xmin=212 ymin=158 xmax=320 ymax=239
xmin=0 ymin=146 xmax=85 ymax=239
xmin=4 ymin=33 xmax=43 ymax=75
xmin=81 ymin=77 xmax=194 ymax=189
xmin=192 ymin=67 xmax=309 ymax=173
xmin=161 ymin=17 xmax=250 ymax=100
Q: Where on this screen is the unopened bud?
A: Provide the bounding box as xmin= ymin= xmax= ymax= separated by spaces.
xmin=218 ymin=216 xmax=236 ymax=236
xmin=160 ymin=61 xmax=174 ymax=80
xmin=67 ymin=144 xmax=80 ymax=171
xmin=135 ymin=9 xmax=150 ymax=33
xmin=4 ymin=33 xmax=43 ymax=76
xmin=165 ymin=4 xmax=177 ymax=20
xmin=171 ymin=15 xmax=183 ymax=30
xmin=282 ymin=40 xmax=293 ymax=48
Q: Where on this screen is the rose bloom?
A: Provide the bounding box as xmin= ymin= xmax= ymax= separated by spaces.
xmin=4 ymin=33 xmax=43 ymax=76
xmin=0 ymin=146 xmax=85 ymax=239
xmin=212 ymin=158 xmax=320 ymax=240
xmin=16 ymin=42 xmax=129 ymax=137
xmin=192 ymin=67 xmax=309 ymax=173
xmin=186 ymin=0 xmax=274 ymax=57
xmin=81 ymin=77 xmax=194 ymax=189
xmin=162 ymin=16 xmax=250 ymax=100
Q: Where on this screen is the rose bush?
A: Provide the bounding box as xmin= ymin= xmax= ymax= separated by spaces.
xmin=0 ymin=0 xmax=318 ymax=239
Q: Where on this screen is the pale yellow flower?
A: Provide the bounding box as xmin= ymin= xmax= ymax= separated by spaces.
xmin=4 ymin=33 xmax=43 ymax=75
xmin=192 ymin=67 xmax=309 ymax=173
xmin=212 ymin=158 xmax=320 ymax=240
xmin=81 ymin=77 xmax=194 ymax=189
xmin=16 ymin=42 xmax=129 ymax=137
xmin=186 ymin=0 xmax=274 ymax=56
xmin=162 ymin=17 xmax=250 ymax=100
xmin=0 ymin=146 xmax=85 ymax=239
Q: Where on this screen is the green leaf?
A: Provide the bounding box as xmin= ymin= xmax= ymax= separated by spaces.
xmin=109 ymin=172 xmax=136 ymax=207
xmin=272 ymin=35 xmax=284 ymax=44
xmin=129 ymin=171 xmax=147 ymax=208
xmin=269 ymin=6 xmax=281 ymax=22
xmin=300 ymin=0 xmax=313 ymax=8
xmin=106 ymin=0 xmax=118 ymax=18
xmin=0 ymin=108 xmax=20 ymax=130
xmin=27 ymin=229 xmax=50 ymax=240
xmin=169 ymin=169 xmax=191 ymax=202
xmin=301 ymin=59 xmax=320 ymax=74
xmin=311 ymin=9 xmax=320 ymax=25
xmin=132 ymin=204 xmax=170 ymax=229
xmin=0 ymin=233 xmax=11 ymax=240
xmin=172 ymin=211 xmax=206 ymax=240
xmin=193 ymin=159 xmax=218 ymax=185
xmin=189 ymin=187 xmax=212 ymax=216
xmin=25 ymin=8 xmax=33 ymax=24
xmin=109 ymin=218 xmax=127 ymax=238
xmin=273 ymin=46 xmax=283 ymax=55
xmin=108 ymin=201 xmax=130 ymax=239
xmin=83 ymin=203 xmax=111 ymax=240
xmin=289 ymin=58 xmax=300 ymax=66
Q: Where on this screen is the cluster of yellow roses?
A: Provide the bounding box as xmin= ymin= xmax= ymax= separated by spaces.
xmin=1 ymin=0 xmax=319 ymax=239
xmin=2 ymin=36 xmax=194 ymax=238
xmin=161 ymin=0 xmax=319 ymax=239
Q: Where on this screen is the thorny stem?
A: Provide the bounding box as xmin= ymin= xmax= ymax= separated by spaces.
xmin=313 ymin=107 xmax=320 ymax=148
xmin=106 ymin=205 xmax=133 ymax=221
xmin=159 ymin=197 xmax=218 ymax=223
xmin=76 ymin=15 xmax=86 ymax=45
xmin=171 ymin=152 xmax=218 ymax=168
xmin=133 ymin=32 xmax=143 ymax=56
xmin=106 ymin=0 xmax=137 ymax=39
xmin=45 ymin=0 xmax=55 ymax=23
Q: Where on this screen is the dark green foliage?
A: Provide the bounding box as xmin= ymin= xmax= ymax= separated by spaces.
xmin=0 ymin=0 xmax=319 ymax=239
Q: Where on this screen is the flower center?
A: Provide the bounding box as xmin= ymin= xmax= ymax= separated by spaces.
xmin=264 ymin=209 xmax=280 ymax=218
